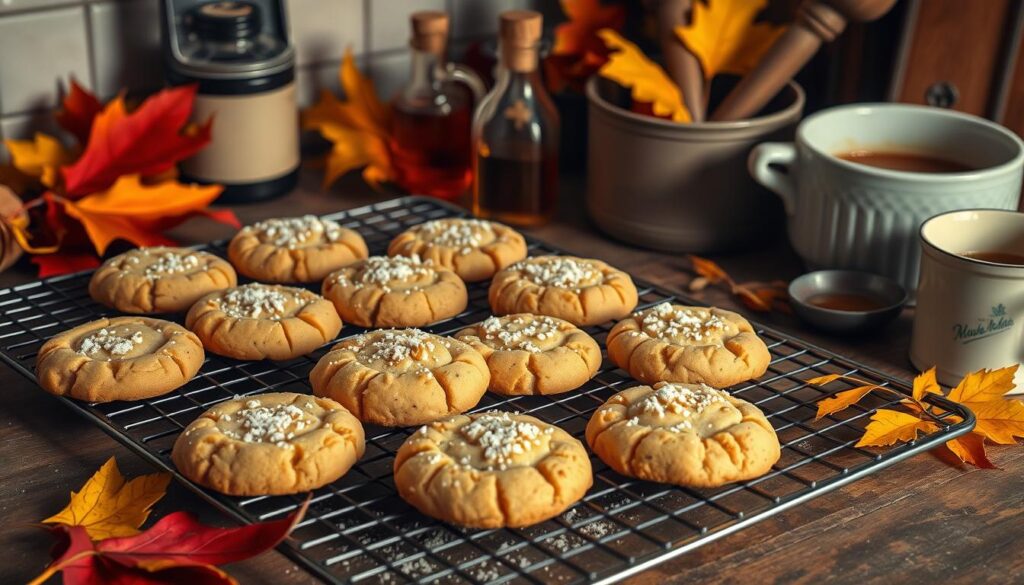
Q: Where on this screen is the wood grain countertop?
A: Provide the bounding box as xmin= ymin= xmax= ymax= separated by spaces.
xmin=2 ymin=171 xmax=1021 ymax=584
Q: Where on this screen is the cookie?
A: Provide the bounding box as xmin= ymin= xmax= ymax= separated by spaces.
xmin=172 ymin=392 xmax=365 ymax=496
xmin=228 ymin=215 xmax=368 ymax=283
xmin=185 ymin=283 xmax=342 ymax=361
xmin=88 ymin=247 xmax=237 ymax=314
xmin=387 ymin=218 xmax=527 ymax=282
xmin=322 ymin=255 xmax=467 ymax=328
xmin=394 ymin=411 xmax=592 ymax=528
xmin=454 ymin=314 xmax=601 ymax=396
xmin=36 ymin=316 xmax=204 ymax=403
xmin=606 ymin=303 xmax=770 ymax=387
xmin=586 ymin=382 xmax=780 ymax=487
xmin=488 ymin=255 xmax=639 ymax=326
xmin=309 ymin=328 xmax=489 ymax=427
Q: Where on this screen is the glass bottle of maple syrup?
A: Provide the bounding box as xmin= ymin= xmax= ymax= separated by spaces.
xmin=472 ymin=10 xmax=559 ymax=227
xmin=390 ymin=11 xmax=484 ymax=200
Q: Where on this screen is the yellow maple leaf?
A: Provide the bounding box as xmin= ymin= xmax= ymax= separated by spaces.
xmin=815 ymin=385 xmax=877 ymax=421
xmin=43 ymin=457 xmax=171 ymax=540
xmin=303 ymin=49 xmax=393 ymax=189
xmin=912 ymin=367 xmax=942 ymax=401
xmin=5 ymin=133 xmax=72 ymax=188
xmin=675 ymin=0 xmax=785 ymax=81
xmin=806 ymin=373 xmax=842 ymax=386
xmin=947 ymin=365 xmax=1017 ymax=404
xmin=597 ymin=29 xmax=691 ymax=123
xmin=944 ymin=431 xmax=996 ymax=468
xmin=63 ymin=174 xmax=223 ymax=254
xmin=857 ymin=409 xmax=938 ymax=448
xmin=965 ymin=399 xmax=1024 ymax=445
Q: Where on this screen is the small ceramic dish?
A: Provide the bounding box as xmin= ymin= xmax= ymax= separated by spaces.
xmin=788 ymin=270 xmax=907 ymax=334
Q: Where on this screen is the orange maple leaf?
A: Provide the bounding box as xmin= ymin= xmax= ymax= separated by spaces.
xmin=688 ymin=254 xmax=728 ymax=283
xmin=4 ymin=133 xmax=72 ymax=189
xmin=546 ymin=0 xmax=625 ymax=92
xmin=61 ymin=175 xmax=228 ymax=255
xmin=597 ymin=29 xmax=691 ymax=123
xmin=303 ymin=49 xmax=393 ymax=189
xmin=675 ymin=0 xmax=785 ymax=81
xmin=911 ymin=367 xmax=942 ymax=401
xmin=815 ymin=385 xmax=877 ymax=421
xmin=857 ymin=409 xmax=939 ymax=448
xmin=944 ymin=432 xmax=996 ymax=469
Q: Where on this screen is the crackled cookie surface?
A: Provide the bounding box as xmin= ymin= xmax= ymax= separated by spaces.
xmin=607 ymin=303 xmax=770 ymax=387
xmin=387 ymin=218 xmax=527 ymax=282
xmin=488 ymin=255 xmax=638 ymax=326
xmin=36 ymin=316 xmax=204 ymax=402
xmin=455 ymin=314 xmax=601 ymax=395
xmin=309 ymin=328 xmax=488 ymax=427
xmin=394 ymin=411 xmax=592 ymax=528
xmin=185 ymin=283 xmax=342 ymax=361
xmin=322 ymin=255 xmax=467 ymax=328
xmin=586 ymin=382 xmax=779 ymax=487
xmin=89 ymin=247 xmax=237 ymax=314
xmin=228 ymin=215 xmax=368 ymax=283
xmin=172 ymin=392 xmax=365 ymax=495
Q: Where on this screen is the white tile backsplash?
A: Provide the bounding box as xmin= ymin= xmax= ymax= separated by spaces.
xmin=89 ymin=0 xmax=162 ymax=100
xmin=368 ymin=0 xmax=446 ymax=53
xmin=449 ymin=0 xmax=532 ymax=40
xmin=286 ymin=0 xmax=364 ymax=66
xmin=366 ymin=51 xmax=409 ymax=103
xmin=0 ymin=0 xmax=77 ymax=15
xmin=295 ymin=60 xmax=344 ymax=108
xmin=0 ymin=6 xmax=92 ymax=114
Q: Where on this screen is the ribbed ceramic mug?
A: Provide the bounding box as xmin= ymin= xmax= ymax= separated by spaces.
xmin=910 ymin=209 xmax=1024 ymax=389
xmin=749 ymin=104 xmax=1024 ymax=296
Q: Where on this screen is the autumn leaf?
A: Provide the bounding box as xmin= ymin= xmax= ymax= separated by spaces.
xmin=545 ymin=0 xmax=625 ymax=92
xmin=815 ymin=385 xmax=878 ymax=421
xmin=675 ymin=0 xmax=785 ymax=81
xmin=947 ymin=365 xmax=1017 ymax=404
xmin=912 ymin=367 xmax=942 ymax=401
xmin=688 ymin=254 xmax=728 ymax=283
xmin=807 ymin=373 xmax=843 ymax=386
xmin=944 ymin=432 xmax=996 ymax=469
xmin=43 ymin=457 xmax=170 ymax=540
xmin=31 ymin=251 xmax=100 ymax=278
xmin=62 ymin=84 xmax=212 ymax=197
xmin=597 ymin=29 xmax=691 ymax=123
xmin=61 ymin=174 xmax=232 ymax=255
xmin=857 ymin=409 xmax=938 ymax=448
xmin=303 ymin=49 xmax=394 ymax=189
xmin=5 ymin=133 xmax=73 ymax=188
xmin=964 ymin=399 xmax=1024 ymax=445
xmin=56 ymin=79 xmax=103 ymax=145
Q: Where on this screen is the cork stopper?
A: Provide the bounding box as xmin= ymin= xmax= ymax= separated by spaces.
xmin=410 ymin=11 xmax=449 ymax=55
xmin=499 ymin=10 xmax=542 ymax=72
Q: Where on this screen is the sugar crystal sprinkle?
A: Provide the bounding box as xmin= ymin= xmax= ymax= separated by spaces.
xmin=333 ymin=255 xmax=435 ymax=293
xmin=247 ymin=215 xmax=343 ymax=249
xmin=459 ymin=411 xmax=553 ymax=471
xmin=217 ymin=284 xmax=294 ymax=319
xmin=415 ymin=219 xmax=494 ymax=254
xmin=477 ymin=315 xmax=562 ymax=352
xmin=515 ymin=257 xmax=602 ymax=290
xmin=78 ymin=328 xmax=145 ymax=357
xmin=641 ymin=303 xmax=726 ymax=343
xmin=221 ymin=399 xmax=311 ymax=448
xmin=364 ymin=329 xmax=437 ymax=365
xmin=627 ymin=383 xmax=727 ymax=432
xmin=141 ymin=251 xmax=200 ymax=278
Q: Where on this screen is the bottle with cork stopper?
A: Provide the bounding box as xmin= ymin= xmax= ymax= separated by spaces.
xmin=472 ymin=10 xmax=560 ymax=227
xmin=390 ymin=11 xmax=484 ymax=200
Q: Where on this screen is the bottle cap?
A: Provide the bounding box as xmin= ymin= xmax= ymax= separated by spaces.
xmin=499 ymin=10 xmax=542 ymax=71
xmin=411 ymin=11 xmax=449 ymax=54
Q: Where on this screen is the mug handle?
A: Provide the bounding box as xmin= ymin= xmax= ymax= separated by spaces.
xmin=748 ymin=142 xmax=798 ymax=216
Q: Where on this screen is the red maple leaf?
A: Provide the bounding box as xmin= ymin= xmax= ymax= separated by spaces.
xmin=55 ymin=79 xmax=103 ymax=146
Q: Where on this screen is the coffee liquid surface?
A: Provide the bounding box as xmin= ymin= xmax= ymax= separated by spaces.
xmin=807 ymin=292 xmax=887 ymax=312
xmin=836 ymin=150 xmax=974 ymax=173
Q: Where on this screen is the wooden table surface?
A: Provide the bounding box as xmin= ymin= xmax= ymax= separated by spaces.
xmin=2 ymin=171 xmax=1021 ymax=584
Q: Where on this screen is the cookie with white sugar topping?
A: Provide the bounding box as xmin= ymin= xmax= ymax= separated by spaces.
xmin=228 ymin=215 xmax=368 ymax=283
xmin=488 ymin=255 xmax=638 ymax=326
xmin=455 ymin=314 xmax=601 ymax=395
xmin=309 ymin=328 xmax=489 ymax=427
xmin=394 ymin=411 xmax=592 ymax=528
xmin=89 ymin=247 xmax=237 ymax=314
xmin=387 ymin=218 xmax=527 ymax=282
xmin=322 ymin=255 xmax=468 ymax=328
xmin=172 ymin=392 xmax=365 ymax=495
xmin=36 ymin=316 xmax=204 ymax=402
xmin=607 ymin=303 xmax=770 ymax=387
xmin=586 ymin=382 xmax=780 ymax=487
xmin=185 ymin=283 xmax=342 ymax=360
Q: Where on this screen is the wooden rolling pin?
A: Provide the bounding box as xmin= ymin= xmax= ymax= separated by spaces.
xmin=656 ymin=0 xmax=705 ymax=121
xmin=711 ymin=0 xmax=896 ymax=121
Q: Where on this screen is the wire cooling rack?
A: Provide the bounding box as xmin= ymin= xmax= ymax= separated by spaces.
xmin=0 ymin=196 xmax=974 ymax=584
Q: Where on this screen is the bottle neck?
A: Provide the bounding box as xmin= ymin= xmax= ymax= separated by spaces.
xmin=500 ymin=44 xmax=538 ymax=74
xmin=408 ymin=47 xmax=447 ymax=92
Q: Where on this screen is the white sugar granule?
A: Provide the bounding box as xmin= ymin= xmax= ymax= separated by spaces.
xmin=459 ymin=411 xmax=553 ymax=471
xmin=334 ymin=255 xmax=434 ymax=293
xmin=365 ymin=329 xmax=436 ymax=364
xmin=143 ymin=251 xmax=200 ymax=278
xmin=641 ymin=302 xmax=726 ymax=343
xmin=218 ymin=284 xmax=293 ymax=319
xmin=478 ymin=315 xmax=562 ymax=352
xmin=248 ymin=215 xmax=343 ymax=249
xmin=516 ymin=257 xmax=601 ymax=290
xmin=78 ymin=328 xmax=144 ymax=357
xmin=416 ymin=219 xmax=493 ymax=254
xmin=630 ymin=383 xmax=727 ymax=428
xmin=222 ymin=399 xmax=309 ymax=448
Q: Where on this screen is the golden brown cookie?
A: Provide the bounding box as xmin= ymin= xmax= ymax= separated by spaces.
xmin=606 ymin=303 xmax=770 ymax=387
xmin=309 ymin=328 xmax=489 ymax=427
xmin=185 ymin=283 xmax=342 ymax=361
xmin=488 ymin=255 xmax=639 ymax=326
xmin=322 ymin=255 xmax=468 ymax=328
xmin=387 ymin=218 xmax=527 ymax=282
xmin=586 ymin=382 xmax=780 ymax=487
xmin=88 ymin=247 xmax=237 ymax=314
xmin=394 ymin=411 xmax=592 ymax=528
xmin=35 ymin=316 xmax=204 ymax=403
xmin=171 ymin=392 xmax=365 ymax=496
xmin=454 ymin=314 xmax=601 ymax=396
xmin=228 ymin=215 xmax=368 ymax=283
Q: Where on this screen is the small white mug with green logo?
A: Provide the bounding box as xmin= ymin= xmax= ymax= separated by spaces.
xmin=911 ymin=209 xmax=1024 ymax=389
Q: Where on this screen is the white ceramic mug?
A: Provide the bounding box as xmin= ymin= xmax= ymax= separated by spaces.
xmin=911 ymin=209 xmax=1024 ymax=389
xmin=749 ymin=104 xmax=1024 ymax=295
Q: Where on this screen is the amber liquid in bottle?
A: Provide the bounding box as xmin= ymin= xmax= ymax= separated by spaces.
xmin=475 ymin=147 xmax=558 ymax=227
xmin=391 ymin=86 xmax=473 ymax=199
